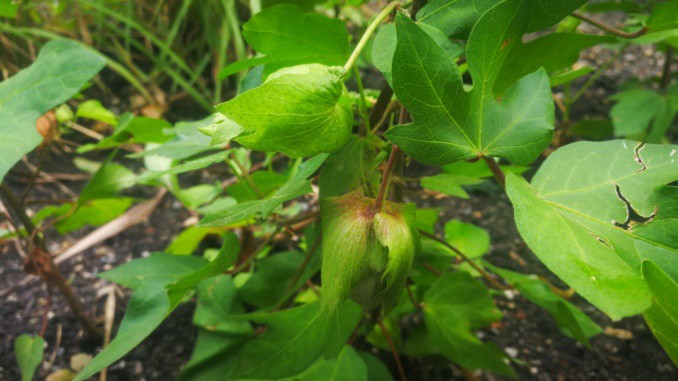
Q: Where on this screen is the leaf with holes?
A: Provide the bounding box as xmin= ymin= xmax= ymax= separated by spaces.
xmin=506 ymin=140 xmax=678 ymax=320
xmin=386 ymin=4 xmax=554 ymax=166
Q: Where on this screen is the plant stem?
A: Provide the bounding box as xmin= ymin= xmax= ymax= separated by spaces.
xmin=378 ymin=320 xmax=408 ymax=381
xmin=374 ymin=145 xmax=400 ymax=212
xmin=344 ymin=1 xmax=400 ymax=72
xmin=0 ymin=183 xmax=102 ymax=339
xmin=482 ymin=157 xmax=505 ymax=188
xmin=571 ymin=12 xmax=648 ymax=38
xmin=368 ymin=84 xmax=394 ymax=131
xmin=418 ymin=230 xmax=510 ymax=291
xmin=0 ymin=183 xmax=43 ymax=249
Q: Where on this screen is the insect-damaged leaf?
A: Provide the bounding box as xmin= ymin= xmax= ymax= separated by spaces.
xmin=386 ymin=4 xmax=554 ymax=166
xmin=506 ymin=140 xmax=678 ymax=320
xmin=217 ymin=64 xmax=353 ymax=158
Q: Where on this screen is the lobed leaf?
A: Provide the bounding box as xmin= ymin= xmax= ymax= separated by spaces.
xmin=386 ymin=6 xmax=554 ymax=166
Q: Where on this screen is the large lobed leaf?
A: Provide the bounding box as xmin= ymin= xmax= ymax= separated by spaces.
xmin=386 ymin=2 xmax=554 ymax=167
xmin=417 ymin=0 xmax=586 ymax=39
xmin=217 ymin=64 xmax=352 ymax=158
xmin=506 ymin=140 xmax=678 ymax=320
xmin=0 ymin=39 xmax=105 ymax=182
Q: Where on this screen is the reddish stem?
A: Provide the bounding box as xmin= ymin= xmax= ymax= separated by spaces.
xmin=482 ymin=157 xmax=506 ymax=188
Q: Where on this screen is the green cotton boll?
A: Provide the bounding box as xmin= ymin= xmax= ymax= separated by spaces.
xmin=320 ymin=191 xmax=420 ymax=314
xmin=216 ymin=64 xmax=353 ymax=158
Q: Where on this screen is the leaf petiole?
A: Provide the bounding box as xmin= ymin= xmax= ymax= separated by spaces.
xmin=343 ymin=1 xmax=400 ymax=72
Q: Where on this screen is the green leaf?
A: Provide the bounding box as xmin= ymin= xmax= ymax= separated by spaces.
xmin=648 ymin=0 xmax=678 ymax=31
xmin=228 ymin=301 xmax=362 ymax=379
xmin=372 ymin=23 xmax=463 ymax=86
xmin=642 ymin=260 xmax=678 ymax=364
xmin=0 ymin=39 xmax=105 ymax=182
xmin=444 ymin=220 xmax=489 ymax=258
xmin=417 ymin=0 xmax=586 ymax=38
xmin=0 ymin=0 xmax=19 ymax=18
xmin=238 ymin=251 xmax=317 ymax=308
xmin=165 ymin=227 xmax=223 ymax=255
xmin=52 ymin=198 xmax=135 ymax=234
xmin=200 ymin=154 xmax=327 ymax=226
xmin=180 ymin=275 xmax=253 ymax=381
xmin=386 ymin=8 xmax=554 ymax=166
xmin=296 ymin=346 xmax=368 ymax=381
xmin=79 ymin=115 xmax=173 ymax=152
xmin=227 ymin=171 xmax=288 ymax=202
xmin=180 ymin=329 xmax=249 ymax=381
xmin=319 ymin=135 xmax=380 ymax=198
xmin=218 ymin=64 xmax=352 ymax=158
xmin=495 ymin=33 xmax=614 ymax=94
xmin=506 ymin=140 xmax=678 ymax=320
xmin=423 ymin=272 xmax=514 ymax=376
xmin=132 ymin=117 xmax=224 ymax=160
xmin=420 ymin=174 xmax=484 ymax=199
xmin=486 ymin=263 xmax=602 ymax=346
xmin=220 ymin=4 xmax=349 ymax=77
xmin=197 ymin=113 xmax=246 ymax=147
xmin=76 ymin=99 xmax=117 ymax=125
xmin=75 ymin=242 xmax=239 ymax=381
xmin=193 ymin=275 xmax=252 ymax=334
xmin=358 ymin=351 xmax=394 ymax=381
xmin=567 ymin=119 xmax=614 ymax=140
xmin=14 ymin=334 xmax=45 ymax=381
xmin=136 ymin=150 xmax=231 ymax=183
xmin=79 ymin=162 xmax=135 ymax=203
xmin=610 ymin=84 xmax=678 ymax=143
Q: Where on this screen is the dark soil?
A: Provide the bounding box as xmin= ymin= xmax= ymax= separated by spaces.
xmin=1 ymin=9 xmax=676 ymax=381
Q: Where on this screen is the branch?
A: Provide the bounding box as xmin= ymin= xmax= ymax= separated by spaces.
xmin=571 ymin=12 xmax=648 ymax=39
xmin=418 ymin=230 xmax=511 ymax=291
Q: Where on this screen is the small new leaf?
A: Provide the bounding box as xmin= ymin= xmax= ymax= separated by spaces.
xmin=14 ymin=334 xmax=45 ymax=381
